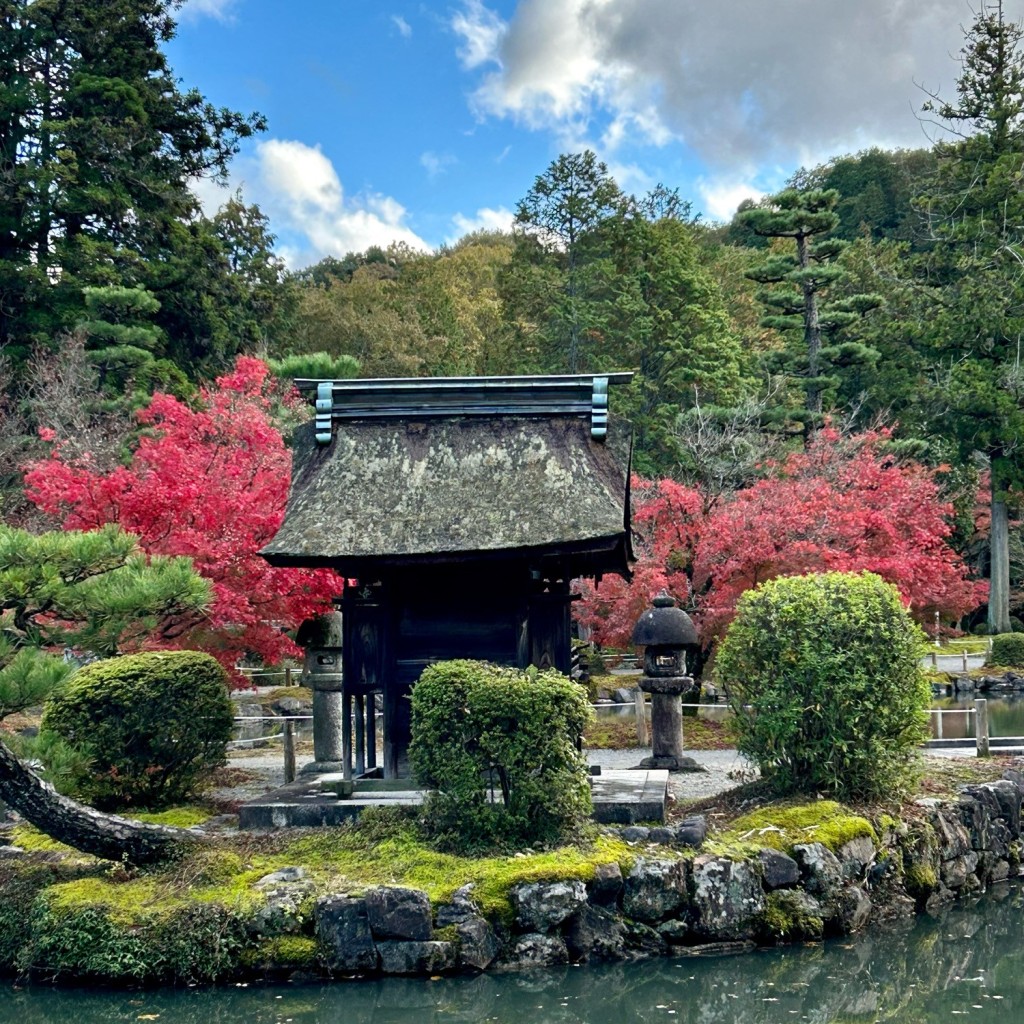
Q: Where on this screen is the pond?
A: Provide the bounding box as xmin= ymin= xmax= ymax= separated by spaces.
xmin=5 ymin=883 xmax=1023 ymax=1024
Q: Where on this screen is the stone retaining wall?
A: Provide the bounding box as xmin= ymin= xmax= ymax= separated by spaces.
xmin=299 ymin=769 xmax=1024 ymax=977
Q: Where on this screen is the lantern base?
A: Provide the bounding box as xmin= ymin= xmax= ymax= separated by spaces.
xmin=636 ymin=753 xmax=706 ymax=773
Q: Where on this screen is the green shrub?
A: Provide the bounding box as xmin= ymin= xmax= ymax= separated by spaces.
xmin=41 ymin=651 xmax=234 ymax=810
xmin=989 ymin=632 xmax=1024 ymax=666
xmin=409 ymin=660 xmax=593 ymax=851
xmin=714 ymin=571 xmax=930 ymax=800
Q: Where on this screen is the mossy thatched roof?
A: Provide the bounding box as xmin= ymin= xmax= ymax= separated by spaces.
xmin=260 ymin=416 xmax=632 ymax=574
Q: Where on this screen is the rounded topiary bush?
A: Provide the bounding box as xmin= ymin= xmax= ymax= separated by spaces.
xmin=409 ymin=659 xmax=592 ymax=851
xmin=714 ymin=571 xmax=930 ymax=800
xmin=42 ymin=650 xmax=234 ymax=810
xmin=989 ymin=632 xmax=1024 ymax=667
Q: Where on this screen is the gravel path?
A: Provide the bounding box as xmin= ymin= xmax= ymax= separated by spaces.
xmin=215 ymin=744 xmax=756 ymax=809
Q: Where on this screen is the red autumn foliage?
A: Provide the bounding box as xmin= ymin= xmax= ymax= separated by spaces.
xmin=578 ymin=428 xmax=986 ymax=649
xmin=23 ymin=357 xmax=338 ymax=678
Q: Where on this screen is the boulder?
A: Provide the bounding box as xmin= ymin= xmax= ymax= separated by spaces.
xmin=834 ymin=886 xmax=872 ymax=934
xmin=979 ymin=780 xmax=1021 ymax=837
xmin=674 ymin=815 xmax=708 ymax=848
xmin=506 ymin=933 xmax=569 ymax=968
xmin=648 ymin=827 xmax=676 ymax=844
xmin=690 ymin=856 xmax=766 ymax=940
xmin=365 ymin=886 xmax=433 ymax=941
xmin=613 ymin=688 xmax=635 ymax=704
xmin=760 ymin=889 xmax=824 ymax=941
xmin=564 ymin=905 xmax=628 ymax=961
xmin=436 ymin=883 xmax=482 ymax=926
xmin=792 ymin=843 xmax=843 ymax=902
xmin=272 ymin=695 xmax=305 ymax=715
xmin=454 ymin=916 xmax=501 ymax=971
xmin=758 ymin=848 xmax=801 ymax=890
xmin=510 ymin=880 xmax=587 ymax=933
xmin=622 ymin=858 xmax=688 ymax=922
xmin=837 ymin=836 xmax=876 ymax=881
xmin=315 ymin=895 xmax=378 ymax=972
xmin=621 ymin=826 xmax=651 ymax=843
xmin=248 ymin=877 xmax=315 ymax=936
xmin=377 ymin=940 xmax=455 ymax=975
xmin=588 ymin=862 xmax=624 ymax=907
xmin=657 ymin=918 xmax=691 ymax=944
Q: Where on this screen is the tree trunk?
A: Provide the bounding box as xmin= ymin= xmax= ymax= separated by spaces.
xmin=0 ymin=739 xmax=203 ymax=866
xmin=989 ymin=469 xmax=1012 ymax=635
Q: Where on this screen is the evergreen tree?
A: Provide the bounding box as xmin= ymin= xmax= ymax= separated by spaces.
xmin=738 ymin=188 xmax=882 ymax=437
xmin=505 ymin=151 xmax=623 ymax=373
xmin=0 ymin=0 xmax=265 ymax=371
xmin=912 ymin=0 xmax=1024 ymax=633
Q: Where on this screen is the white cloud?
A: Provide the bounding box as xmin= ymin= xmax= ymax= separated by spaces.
xmin=452 ymin=0 xmax=506 ymax=69
xmin=697 ymin=178 xmax=765 ymax=222
xmin=180 ymin=0 xmax=238 ymax=23
xmin=452 ymin=0 xmax=1024 ymax=172
xmin=448 ymin=206 xmax=515 ymax=242
xmin=420 ymin=150 xmax=457 ymax=179
xmin=391 ymin=14 xmax=412 ymax=38
xmin=195 ymin=140 xmax=429 ymax=267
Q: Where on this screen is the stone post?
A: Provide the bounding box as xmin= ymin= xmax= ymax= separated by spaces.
xmin=296 ymin=611 xmax=347 ymax=775
xmin=638 ymin=675 xmax=701 ymax=772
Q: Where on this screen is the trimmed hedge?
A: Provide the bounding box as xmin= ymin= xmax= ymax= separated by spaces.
xmin=409 ymin=660 xmax=592 ymax=851
xmin=41 ymin=650 xmax=234 ymax=810
xmin=714 ymin=571 xmax=930 ymax=800
xmin=989 ymin=632 xmax=1024 ymax=667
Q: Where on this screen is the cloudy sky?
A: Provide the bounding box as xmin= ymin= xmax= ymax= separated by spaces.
xmin=173 ymin=0 xmax=1024 ymax=267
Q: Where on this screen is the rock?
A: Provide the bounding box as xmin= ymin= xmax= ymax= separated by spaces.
xmin=979 ymin=780 xmax=1022 ymax=837
xmin=506 ymin=933 xmax=569 ymax=968
xmin=588 ymin=862 xmax=623 ymax=907
xmin=511 ymin=880 xmax=587 ymax=933
xmin=271 ymin=696 xmax=305 ymax=715
xmin=564 ymin=905 xmax=627 ymax=961
xmin=760 ymin=889 xmax=824 ymax=941
xmin=255 ymin=866 xmax=307 ymax=887
xmin=454 ymin=916 xmax=501 ymax=971
xmin=834 ymin=887 xmax=872 ymax=934
xmin=792 ymin=843 xmax=843 ymax=901
xmin=316 ymin=895 xmax=378 ymax=972
xmin=235 ymin=701 xmax=264 ymax=719
xmin=436 ymin=883 xmax=481 ymax=926
xmin=648 ymin=827 xmax=675 ymax=844
xmin=0 ymin=845 xmax=25 ymax=860
xmin=928 ymin=805 xmax=972 ymax=860
xmin=837 ymin=836 xmax=876 ymax=881
xmin=758 ymin=848 xmax=801 ymax=890
xmin=941 ymin=852 xmax=978 ymax=889
xmin=690 ymin=856 xmax=765 ymax=940
xmin=674 ymin=940 xmax=757 ymax=957
xmin=657 ymin=918 xmax=690 ymax=944
xmin=248 ymin=879 xmax=315 ymax=936
xmin=674 ymin=815 xmax=708 ymax=848
xmin=377 ymin=940 xmax=455 ymax=975
xmin=989 ymin=859 xmax=1012 ymax=882
xmin=622 ymin=858 xmax=688 ymax=922
xmin=1001 ymin=768 xmax=1024 ymax=800
xmin=622 ymin=826 xmax=651 ymax=842
xmin=613 ymin=688 xmax=635 ymax=704
xmin=622 ymin=920 xmax=669 ymax=958
xmin=365 ymin=886 xmax=433 ymax=941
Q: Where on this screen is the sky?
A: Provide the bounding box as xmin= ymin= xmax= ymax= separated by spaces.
xmin=170 ymin=0 xmax=1024 ymax=268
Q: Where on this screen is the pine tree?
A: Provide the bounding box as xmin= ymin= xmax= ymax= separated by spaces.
xmin=913 ymin=0 xmax=1024 ymax=633
xmin=738 ymin=188 xmax=882 ymax=437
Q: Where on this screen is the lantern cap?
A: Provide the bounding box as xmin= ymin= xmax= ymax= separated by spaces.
xmin=631 ymin=593 xmax=698 ymax=647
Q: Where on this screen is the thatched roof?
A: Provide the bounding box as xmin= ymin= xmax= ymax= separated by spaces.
xmin=261 ymin=414 xmax=632 ymax=574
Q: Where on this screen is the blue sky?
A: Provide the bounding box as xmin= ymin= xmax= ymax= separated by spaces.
xmin=171 ymin=0 xmax=1024 ymax=268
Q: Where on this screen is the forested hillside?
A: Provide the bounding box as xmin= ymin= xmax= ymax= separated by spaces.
xmin=3 ymin=0 xmax=1024 ymax=644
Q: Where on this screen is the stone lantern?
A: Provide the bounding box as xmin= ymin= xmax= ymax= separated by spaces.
xmin=296 ymin=611 xmax=345 ymax=775
xmin=631 ymin=594 xmax=703 ymax=772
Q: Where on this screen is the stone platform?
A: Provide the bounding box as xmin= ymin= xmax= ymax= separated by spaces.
xmin=238 ymin=769 xmax=669 ymax=830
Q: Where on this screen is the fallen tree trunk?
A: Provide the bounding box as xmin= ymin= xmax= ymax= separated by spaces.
xmin=0 ymin=739 xmax=204 ymax=865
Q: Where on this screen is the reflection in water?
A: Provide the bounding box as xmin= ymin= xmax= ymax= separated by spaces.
xmin=934 ymin=696 xmax=1024 ymax=740
xmin=5 ymin=884 xmax=1023 ymax=1024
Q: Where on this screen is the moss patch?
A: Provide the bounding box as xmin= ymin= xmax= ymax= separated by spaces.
xmin=760 ymin=889 xmax=824 ymax=941
xmin=708 ymin=800 xmax=877 ymax=858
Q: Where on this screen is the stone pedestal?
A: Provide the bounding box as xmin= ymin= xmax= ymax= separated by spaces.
xmin=637 ymin=675 xmax=705 ymax=773
xmin=301 ymin=684 xmax=346 ymax=775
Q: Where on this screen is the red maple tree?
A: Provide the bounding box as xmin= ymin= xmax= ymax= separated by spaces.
xmin=24 ymin=357 xmax=338 ymax=677
xmin=578 ymin=428 xmax=986 ymax=649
